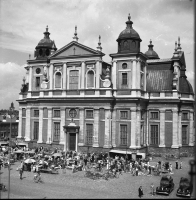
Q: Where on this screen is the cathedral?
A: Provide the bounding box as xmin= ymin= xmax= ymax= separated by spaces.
xmin=17 ymin=14 xmax=195 ymax=158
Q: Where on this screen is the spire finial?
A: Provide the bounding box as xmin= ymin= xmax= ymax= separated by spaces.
xmin=73 ymin=26 xmax=79 ymax=42
xmin=177 ymin=36 xmax=182 ymax=51
xmin=175 ymin=41 xmax=178 ymax=51
xmin=128 ymin=13 xmax=131 ymax=21
xmin=148 ymin=39 xmax=154 ymax=50
xmin=173 ymin=41 xmax=179 ymax=57
xmin=97 ymin=35 xmax=102 ymax=52
xmin=46 ymin=25 xmax=48 ymax=32
xmin=150 ymin=39 xmax=152 ymax=45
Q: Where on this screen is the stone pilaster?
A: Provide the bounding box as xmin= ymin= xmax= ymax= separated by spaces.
xmin=37 ymin=107 xmax=43 ymax=143
xmin=159 ymin=110 xmax=165 ymax=147
xmin=178 ymin=111 xmax=182 ymax=147
xmin=171 ymin=109 xmax=179 ymax=148
xmin=146 ymin=109 xmax=149 ymax=146
xmin=93 ymin=109 xmax=99 ymax=147
xmin=112 ymin=61 xmax=117 ymax=90
xmin=27 ymin=66 xmax=32 ymax=98
xmin=17 ymin=107 xmax=23 ymax=139
xmin=130 ymin=108 xmax=137 ymax=148
xmin=189 ymin=111 xmax=194 ymax=146
xmin=25 ymin=107 xmax=31 ymax=141
xmin=49 ymin=64 xmax=54 ymax=97
xmin=136 ymin=108 xmax=141 ymax=147
xmin=63 ymin=63 xmax=67 ymax=90
xmin=60 ymin=108 xmax=65 ymax=145
xmin=136 ymin=60 xmax=141 ymax=89
xmin=78 ymin=108 xmax=85 ymax=145
xmin=95 ymin=61 xmax=100 ymax=89
xmin=103 ymin=109 xmax=112 ymax=148
xmin=81 ymin=62 xmax=85 ymax=89
xmin=46 ymin=108 xmax=52 ymax=144
xmin=111 ymin=108 xmax=116 ymax=147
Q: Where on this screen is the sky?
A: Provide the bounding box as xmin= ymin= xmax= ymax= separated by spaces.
xmin=0 ymin=0 xmax=195 ymax=110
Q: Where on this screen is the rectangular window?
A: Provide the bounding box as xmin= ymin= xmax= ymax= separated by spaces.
xmin=150 ymin=125 xmax=159 ymax=145
xmin=35 ymin=77 xmax=40 ymax=87
xmin=122 ymin=73 xmax=127 ymax=85
xmin=53 ymin=122 xmax=60 ymax=142
xmin=54 ymin=110 xmax=60 ymax=118
xmin=182 ymin=125 xmax=188 ymax=145
xmin=86 ymin=124 xmax=93 ymax=145
xmin=33 ymin=122 xmax=39 ymax=140
xmin=140 ymin=124 xmax=144 ymax=145
xmin=22 ymin=108 xmax=26 ymax=117
xmin=182 ymin=112 xmax=188 ymax=120
xmin=120 ymin=124 xmax=127 ymax=145
xmin=150 ymin=112 xmax=159 ymax=119
xmin=86 ymin=110 xmax=93 ymax=118
xmin=34 ymin=110 xmax=39 ymax=117
xmin=69 ymin=70 xmax=79 ymax=89
xmin=140 ymin=72 xmax=144 ymax=89
xmin=120 ymin=111 xmax=128 ymax=119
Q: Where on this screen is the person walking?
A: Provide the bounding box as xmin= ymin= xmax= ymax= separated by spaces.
xmin=175 ymin=160 xmax=178 ymax=169
xmin=150 ymin=183 xmax=155 ymax=196
xmin=179 ymin=161 xmax=182 ymax=169
xmin=138 ymin=186 xmax=144 ymax=198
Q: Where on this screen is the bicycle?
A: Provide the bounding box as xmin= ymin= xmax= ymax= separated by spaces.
xmin=34 ymin=173 xmax=43 ymax=183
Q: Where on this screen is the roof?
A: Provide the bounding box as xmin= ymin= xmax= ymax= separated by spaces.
xmin=147 ymin=64 xmax=173 ymax=92
xmin=145 ymin=40 xmax=160 ymax=59
xmin=179 ymin=77 xmax=194 ymax=94
xmin=147 ymin=58 xmax=172 ymax=63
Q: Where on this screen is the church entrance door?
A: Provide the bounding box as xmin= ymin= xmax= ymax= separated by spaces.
xmin=69 ymin=133 xmax=76 ymax=151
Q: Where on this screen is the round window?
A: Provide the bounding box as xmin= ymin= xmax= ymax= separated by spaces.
xmin=122 ymin=63 xmax=127 ymax=69
xmin=69 ymin=108 xmax=77 ymax=118
xmin=36 ymin=68 xmax=41 ymax=74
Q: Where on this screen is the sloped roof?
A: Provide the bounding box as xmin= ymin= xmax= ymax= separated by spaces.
xmin=179 ymin=77 xmax=194 ymax=94
xmin=147 ymin=69 xmax=173 ymax=92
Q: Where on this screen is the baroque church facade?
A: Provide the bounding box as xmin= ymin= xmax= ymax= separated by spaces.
xmin=17 ymin=15 xmax=195 ymax=157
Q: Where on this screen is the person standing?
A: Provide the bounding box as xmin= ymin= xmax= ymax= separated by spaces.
xmin=150 ymin=183 xmax=155 ymax=196
xmin=175 ymin=160 xmax=178 ymax=169
xmin=179 ymin=161 xmax=182 ymax=169
xmin=138 ymin=186 xmax=144 ymax=198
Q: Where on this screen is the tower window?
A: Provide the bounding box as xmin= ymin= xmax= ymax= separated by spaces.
xmin=87 ymin=70 xmax=94 ymax=88
xmin=122 ymin=73 xmax=127 ymax=85
xmin=55 ymin=72 xmax=62 ymax=88
xmin=39 ymin=49 xmax=43 ymax=56
xmin=35 ymin=77 xmax=40 ymax=87
xmin=46 ymin=49 xmax=50 ymax=56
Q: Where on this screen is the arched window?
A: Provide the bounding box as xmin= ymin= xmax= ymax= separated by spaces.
xmin=55 ymin=71 xmax=62 ymax=88
xmin=87 ymin=70 xmax=94 ymax=88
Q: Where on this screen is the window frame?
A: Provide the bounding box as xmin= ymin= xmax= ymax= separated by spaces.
xmin=35 ymin=77 xmax=40 ymax=87
xmin=182 ymin=112 xmax=189 ymax=120
xmin=86 ymin=123 xmax=93 ymax=145
xmin=150 ymin=111 xmax=159 ymax=120
xmin=68 ymin=69 xmax=80 ymax=90
xmin=86 ymin=69 xmax=95 ymax=89
xmin=120 ymin=110 xmax=128 ymax=119
xmin=150 ymin=124 xmax=159 ymax=146
xmin=120 ymin=124 xmax=128 ymax=146
xmin=122 ymin=72 xmax=128 ymax=85
xmin=33 ymin=121 xmax=39 ymax=140
xmin=182 ymin=125 xmax=189 ymax=145
xmin=53 ymin=122 xmax=60 ymax=142
xmin=54 ymin=71 xmax=62 ymax=89
xmin=86 ymin=109 xmax=94 ymax=119
xmin=53 ymin=109 xmax=60 ymax=118
xmin=34 ymin=110 xmax=39 ymax=117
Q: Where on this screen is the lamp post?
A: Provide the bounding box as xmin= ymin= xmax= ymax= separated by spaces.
xmin=7 ymin=102 xmax=15 ymax=199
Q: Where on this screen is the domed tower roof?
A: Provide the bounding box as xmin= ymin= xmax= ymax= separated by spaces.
xmin=145 ymin=40 xmax=160 ymax=59
xmin=117 ymin=14 xmax=141 ymax=42
xmin=36 ymin=26 xmax=56 ymax=49
xmin=34 ymin=26 xmax=57 ymax=59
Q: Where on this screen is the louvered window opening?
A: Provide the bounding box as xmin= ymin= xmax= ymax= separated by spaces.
xmin=86 ymin=124 xmax=93 ymax=145
xmin=120 ymin=124 xmax=127 ymax=145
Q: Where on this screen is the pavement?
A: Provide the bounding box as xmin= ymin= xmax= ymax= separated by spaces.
xmin=0 ymin=156 xmax=195 ymax=199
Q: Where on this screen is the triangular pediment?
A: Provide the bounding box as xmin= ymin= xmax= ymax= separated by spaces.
xmin=49 ymin=41 xmax=104 ymax=58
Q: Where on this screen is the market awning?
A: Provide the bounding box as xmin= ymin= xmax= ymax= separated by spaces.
xmin=109 ymin=150 xmax=132 ymax=155
xmin=0 ymin=141 xmax=8 ymax=146
xmin=17 ymin=142 xmax=27 ymax=146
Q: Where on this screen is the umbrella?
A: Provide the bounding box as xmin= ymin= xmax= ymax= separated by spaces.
xmin=24 ymin=150 xmax=35 ymax=154
xmin=24 ymin=158 xmax=36 ymax=164
xmin=52 ymin=152 xmax=62 ymax=157
xmin=13 ymin=150 xmax=24 ymax=154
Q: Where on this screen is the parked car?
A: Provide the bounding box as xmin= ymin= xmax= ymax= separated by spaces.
xmin=156 ymin=175 xmax=174 ymax=195
xmin=176 ymin=177 xmax=193 ymax=198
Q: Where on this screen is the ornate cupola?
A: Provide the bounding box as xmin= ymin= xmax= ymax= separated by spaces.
xmin=145 ymin=40 xmax=160 ymax=59
xmin=34 ymin=26 xmax=57 ymax=60
xmin=117 ymin=14 xmax=142 ymax=53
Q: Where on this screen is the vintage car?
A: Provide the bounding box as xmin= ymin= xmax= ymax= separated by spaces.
xmin=176 ymin=177 xmax=193 ymax=198
xmin=156 ymin=175 xmax=174 ymax=195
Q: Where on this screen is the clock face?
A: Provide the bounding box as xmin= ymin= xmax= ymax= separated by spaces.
xmin=103 ymin=80 xmax=111 ymax=88
xmin=69 ymin=108 xmax=77 ymax=118
xmin=36 ymin=68 xmax=41 ymax=74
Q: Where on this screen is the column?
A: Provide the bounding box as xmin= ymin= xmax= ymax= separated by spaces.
xmin=111 ymin=108 xmax=116 ymax=147
xmin=46 ymin=108 xmax=52 ymax=144
xmin=63 ymin=63 xmax=67 ymax=90
xmin=37 ymin=107 xmax=43 ymax=143
xmin=136 ymin=108 xmax=140 ymax=147
xmin=60 ymin=108 xmax=65 ymax=145
xmin=78 ymin=109 xmax=85 ymax=145
xmin=136 ymin=60 xmax=141 ymax=89
xmin=93 ymin=109 xmax=99 ymax=147
xmin=49 ymin=64 xmax=54 ymax=97
xmin=130 ymin=108 xmax=137 ymax=148
xmin=103 ymin=109 xmax=112 ymax=148
xmin=81 ymin=62 xmax=85 ymax=89
xmin=146 ymin=109 xmax=149 ymax=146
xmin=189 ymin=111 xmax=194 ymax=146
xmin=159 ymin=110 xmax=165 ymax=147
xmin=25 ymin=106 xmax=31 ymax=141
xmin=171 ymin=109 xmax=179 ymax=148
xmin=63 ymin=129 xmax=67 ymax=151
xmin=27 ymin=66 xmax=32 ymax=98
xmin=112 ymin=61 xmax=117 ymax=90
xmin=17 ymin=108 xmax=22 ymax=139
xmin=131 ymin=60 xmax=137 ymax=96
xmin=178 ymin=111 xmax=182 ymax=147
xmin=95 ymin=61 xmax=100 ymax=89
